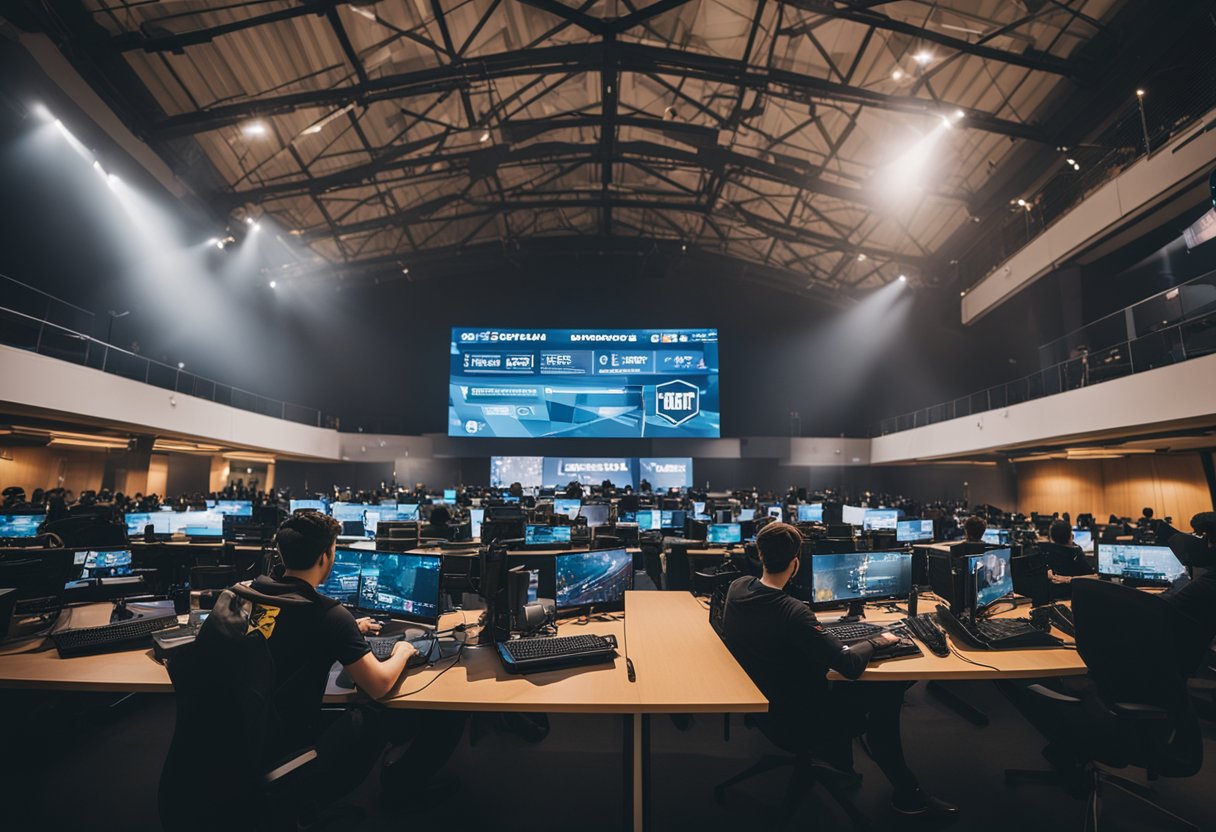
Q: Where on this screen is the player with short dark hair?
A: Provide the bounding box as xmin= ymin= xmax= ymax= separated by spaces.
xmin=721 ymin=522 xmax=956 ymax=820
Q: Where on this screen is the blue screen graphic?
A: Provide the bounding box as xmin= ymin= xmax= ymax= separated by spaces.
xmin=982 ymin=529 xmax=1011 ymax=546
xmin=555 ymin=548 xmax=633 ymax=610
xmin=0 ymin=514 xmax=43 ymax=537
xmin=971 ymin=548 xmax=1013 ymax=611
xmin=862 ymin=509 xmax=899 ymax=531
xmin=707 ymin=523 xmax=741 ymax=544
xmin=81 ymin=549 xmax=133 ymax=578
xmin=896 ymin=519 xmax=934 ymax=542
xmin=554 ymin=499 xmax=581 ymax=518
xmin=212 ymin=500 xmax=253 ymax=516
xmin=797 ymin=504 xmax=823 ymax=523
xmin=449 ymin=328 xmax=720 ymax=438
xmin=318 ymin=549 xmax=363 ymax=605
xmin=525 ymin=525 xmax=572 ymax=546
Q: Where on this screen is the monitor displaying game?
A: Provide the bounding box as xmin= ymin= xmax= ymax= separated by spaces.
xmin=1072 ymin=528 xmax=1094 ymax=554
xmin=211 ymin=500 xmax=253 ymax=517
xmin=862 ymin=509 xmax=899 ymax=531
xmin=1098 ymin=543 xmax=1186 ymax=585
xmin=449 ymin=328 xmax=719 ymax=438
xmin=896 ymin=519 xmax=934 ymax=542
xmin=79 ymin=549 xmax=133 ymax=578
xmin=317 ymin=548 xmax=363 ymax=606
xmin=707 ymin=523 xmax=742 ymax=545
xmin=810 ymin=551 xmax=912 ymax=607
xmin=356 ymin=551 xmax=442 ymax=624
xmin=555 ymin=548 xmax=633 ymax=611
xmin=797 ymin=504 xmax=823 ymax=523
xmin=0 ymin=514 xmax=43 ymax=537
xmin=982 ymin=529 xmax=1012 ymax=546
xmin=525 ymin=525 xmax=572 ymax=547
xmin=969 ymin=547 xmax=1013 ymax=612
xmin=469 ymin=508 xmax=485 ymax=540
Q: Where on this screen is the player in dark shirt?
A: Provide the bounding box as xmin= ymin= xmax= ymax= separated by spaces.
xmin=722 ymin=522 xmax=957 ymax=821
xmin=1043 ymin=519 xmax=1095 ymax=598
xmin=1163 ymin=512 xmax=1216 ymax=674
xmin=231 ymin=513 xmax=463 ymax=812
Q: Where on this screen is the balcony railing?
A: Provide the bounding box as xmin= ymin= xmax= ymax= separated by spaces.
xmin=1 ymin=295 xmax=337 ymax=430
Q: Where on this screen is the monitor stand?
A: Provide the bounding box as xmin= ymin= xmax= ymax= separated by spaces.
xmin=834 ymin=600 xmax=867 ymax=623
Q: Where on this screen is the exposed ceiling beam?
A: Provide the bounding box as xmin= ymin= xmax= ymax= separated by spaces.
xmin=779 ymin=0 xmax=1077 ymax=78
xmin=146 ymin=41 xmax=1045 ymax=142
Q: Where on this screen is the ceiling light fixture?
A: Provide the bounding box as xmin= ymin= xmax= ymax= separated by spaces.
xmin=913 ymin=51 xmax=933 ymax=66
xmin=242 ymin=121 xmax=267 ymax=137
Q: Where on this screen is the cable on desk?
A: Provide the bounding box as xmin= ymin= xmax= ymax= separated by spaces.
xmin=948 ymin=645 xmax=1001 ymax=672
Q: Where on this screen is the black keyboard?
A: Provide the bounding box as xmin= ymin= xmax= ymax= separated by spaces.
xmin=497 ymin=633 xmax=618 ymax=675
xmin=51 ymin=612 xmax=178 ymax=658
xmin=822 ymin=622 xmax=885 ymax=641
xmin=936 ymin=605 xmax=1064 ymax=651
xmin=905 ymin=614 xmax=950 ymax=657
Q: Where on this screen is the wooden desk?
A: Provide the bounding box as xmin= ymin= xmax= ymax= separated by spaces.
xmin=825 ymin=593 xmax=1087 ymax=682
xmin=0 ymin=592 xmax=764 ymax=832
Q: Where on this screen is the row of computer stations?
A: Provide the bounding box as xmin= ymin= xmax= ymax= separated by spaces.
xmin=809 ymin=550 xmax=912 ymax=609
xmin=1097 ymin=543 xmax=1186 ymax=585
xmin=0 ymin=514 xmax=43 ymax=537
xmin=318 ymin=549 xmax=442 ymax=624
xmin=896 ymin=519 xmax=934 ymax=542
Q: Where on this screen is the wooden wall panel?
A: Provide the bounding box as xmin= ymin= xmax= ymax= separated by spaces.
xmin=0 ymin=446 xmax=108 ymax=495
xmin=1016 ymin=454 xmax=1214 ymax=525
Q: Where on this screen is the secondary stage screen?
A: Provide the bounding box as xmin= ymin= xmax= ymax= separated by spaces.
xmin=449 ymin=328 xmax=720 ymax=438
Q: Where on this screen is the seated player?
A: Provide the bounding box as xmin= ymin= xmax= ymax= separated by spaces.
xmin=420 ymin=505 xmax=456 ymax=541
xmin=721 ymin=522 xmax=957 ymax=820
xmin=196 ymin=513 xmax=464 ymax=815
xmin=950 ymin=515 xmax=987 ymax=557
xmin=1042 ymin=519 xmax=1095 ymax=596
xmin=1163 ymin=512 xmax=1216 ymax=674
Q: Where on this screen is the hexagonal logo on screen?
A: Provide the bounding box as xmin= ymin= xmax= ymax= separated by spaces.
xmin=655 ymin=379 xmax=700 ymax=426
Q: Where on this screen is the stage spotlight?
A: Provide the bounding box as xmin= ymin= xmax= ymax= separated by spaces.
xmin=177 ymin=362 xmax=185 ymax=369
xmin=913 ymin=51 xmax=932 ymax=65
xmin=898 ymin=274 xmax=907 ymax=283
xmin=269 ymin=280 xmax=277 ymax=289
xmin=1136 ymin=88 xmax=1145 ymax=97
xmin=402 ymin=267 xmax=409 ymax=275
xmin=891 ymin=69 xmax=905 ymax=81
xmin=242 ymin=121 xmax=267 ymax=137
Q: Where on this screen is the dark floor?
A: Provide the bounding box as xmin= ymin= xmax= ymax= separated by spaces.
xmin=2 ymin=678 xmax=1213 ymax=832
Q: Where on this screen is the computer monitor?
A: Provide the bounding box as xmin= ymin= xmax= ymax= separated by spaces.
xmin=1097 ymin=543 xmax=1186 ymax=586
xmin=443 ymin=489 xmax=457 ymax=502
xmin=290 ymin=499 xmax=328 ymax=514
xmin=124 ymin=511 xmax=172 ymax=537
xmin=317 ymin=548 xmax=363 ymax=606
xmin=693 ymin=501 xmax=706 ymax=516
xmin=469 ymin=508 xmax=485 ymax=540
xmin=555 ymin=547 xmax=633 ymax=612
xmin=737 ymin=508 xmax=755 ymax=522
xmin=969 ymin=547 xmax=1013 ymax=613
xmin=502 ymin=494 xmax=520 ymax=504
xmin=809 ymin=551 xmax=913 ymax=610
xmin=766 ymin=505 xmax=783 ymax=522
xmin=78 ymin=548 xmax=133 ymax=578
xmin=981 ymin=528 xmax=1012 ymax=546
xmin=554 ymin=499 xmax=581 ymax=519
xmin=707 ymin=523 xmax=742 ymax=545
xmin=524 ymin=525 xmax=572 ymax=547
xmin=897 ymin=519 xmax=934 ymax=543
xmin=636 ymin=510 xmax=657 ymax=531
xmin=0 ymin=514 xmax=43 ymax=538
xmin=1072 ymin=528 xmax=1094 ymax=554
xmin=396 ymin=503 xmax=421 ymax=522
xmin=797 ymin=504 xmax=824 ymax=523
xmin=332 ymin=502 xmax=370 ymax=537
xmin=862 ymin=509 xmax=899 ymax=531
xmin=578 ymin=504 xmax=610 ymax=528
xmin=356 ymin=551 xmax=442 ymax=625
xmin=841 ymin=505 xmax=866 ymax=526
xmin=361 ymin=506 xmax=401 ymax=538
xmin=211 ymin=500 xmax=253 ymax=517
xmin=661 ymin=509 xmax=686 ymax=529
xmin=173 ymin=510 xmax=224 ymax=538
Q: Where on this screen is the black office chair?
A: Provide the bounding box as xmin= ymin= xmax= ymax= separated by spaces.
xmin=714 ymin=714 xmax=871 ymax=829
xmin=1004 ymin=579 xmax=1202 ymax=831
xmin=639 ymin=533 xmax=664 ymax=590
xmin=159 ymin=635 xmax=334 ymax=832
xmin=590 ymin=534 xmax=621 ymax=550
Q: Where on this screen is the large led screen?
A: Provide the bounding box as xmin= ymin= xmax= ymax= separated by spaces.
xmin=449 ymin=328 xmax=719 ymax=438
